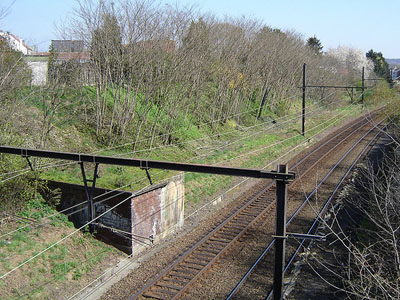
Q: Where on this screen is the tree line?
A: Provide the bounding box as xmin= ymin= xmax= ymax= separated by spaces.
xmin=52 ymin=0 xmax=373 ymax=147
xmin=1 ymin=0 xmax=384 ymax=149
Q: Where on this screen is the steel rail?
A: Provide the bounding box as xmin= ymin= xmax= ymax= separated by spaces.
xmin=129 ymin=111 xmax=382 ymax=300
xmin=225 ymin=119 xmax=385 ymax=300
xmin=265 ymin=123 xmax=386 ymax=300
xmin=285 ymin=125 xmax=385 ymax=273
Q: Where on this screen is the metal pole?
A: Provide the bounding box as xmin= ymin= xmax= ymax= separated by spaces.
xmin=302 ymin=63 xmax=306 ymax=136
xmin=361 ymin=67 xmax=365 ymax=108
xmin=273 ymin=164 xmax=288 ymax=300
xmin=80 ymin=162 xmax=99 ymax=233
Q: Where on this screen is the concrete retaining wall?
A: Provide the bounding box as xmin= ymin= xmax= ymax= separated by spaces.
xmin=27 ymin=61 xmax=47 ymax=86
xmin=47 ymin=173 xmax=184 ymax=254
xmin=131 ymin=174 xmax=184 ymax=252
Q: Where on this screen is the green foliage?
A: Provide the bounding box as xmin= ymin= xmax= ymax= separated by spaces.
xmin=0 ymin=165 xmax=36 ymax=213
xmin=51 ymin=261 xmax=77 ymax=281
xmin=366 ymin=49 xmax=392 ymax=84
xmin=367 ymin=81 xmax=397 ymax=105
xmin=0 ymin=40 xmax=31 ymax=100
xmin=307 ymin=35 xmax=323 ymax=54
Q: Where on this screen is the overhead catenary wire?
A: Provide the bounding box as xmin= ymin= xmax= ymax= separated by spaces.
xmin=0 ymin=97 xmax=357 ymax=239
xmin=0 ymin=95 xmax=332 ymax=227
xmin=73 ymin=102 xmax=360 ymax=252
xmin=66 ymin=90 xmax=377 ymax=299
xmin=175 ymin=105 xmax=362 ymax=224
xmin=154 ymin=105 xmax=370 ymax=238
xmin=115 ymin=90 xmax=342 ymax=159
xmin=120 ymin=92 xmax=346 ymax=164
xmin=90 ymin=93 xmax=303 ymax=155
xmin=0 ymin=66 xmax=382 ymax=292
xmin=280 ymin=123 xmax=386 ymax=298
xmin=117 ymin=100 xmax=305 ymax=158
xmin=0 ymin=190 xmax=137 ymax=280
xmin=0 ymin=95 xmax=358 ymax=243
xmin=0 ymin=172 xmax=151 ymax=239
xmin=0 ymin=95 xmax=362 ymax=274
xmin=89 ymin=104 xmax=267 ymax=155
xmin=0 ymin=89 xmax=348 ymax=185
xmin=65 ymin=102 xmax=368 ymax=300
xmin=219 ymin=105 xmax=354 ymax=165
xmin=0 ymin=93 xmax=303 ymax=191
xmin=230 ymin=115 xmax=385 ymax=300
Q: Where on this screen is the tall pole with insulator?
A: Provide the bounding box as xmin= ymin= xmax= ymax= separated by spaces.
xmin=361 ymin=66 xmax=365 ymax=108
xmin=302 ymin=63 xmax=306 ymax=136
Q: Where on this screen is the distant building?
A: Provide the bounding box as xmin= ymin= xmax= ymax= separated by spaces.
xmin=0 ymin=30 xmax=32 ymax=55
xmin=392 ymin=67 xmax=400 ymax=81
xmin=51 ymin=40 xmax=85 ymax=53
xmin=51 ymin=40 xmax=88 ymax=63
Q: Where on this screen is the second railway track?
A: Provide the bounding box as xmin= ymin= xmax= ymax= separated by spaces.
xmin=125 ymin=109 xmax=385 ymax=300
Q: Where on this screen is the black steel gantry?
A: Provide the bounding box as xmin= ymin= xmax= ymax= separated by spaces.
xmin=0 ymin=145 xmax=295 ymax=300
xmin=301 ymin=64 xmax=380 ymax=136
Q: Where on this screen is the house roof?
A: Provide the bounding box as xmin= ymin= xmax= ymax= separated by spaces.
xmin=0 ymin=30 xmax=32 ymax=51
xmin=56 ymin=51 xmax=89 ymax=61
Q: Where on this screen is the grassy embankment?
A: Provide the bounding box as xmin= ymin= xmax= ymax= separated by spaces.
xmin=1 ymin=82 xmax=392 ymax=299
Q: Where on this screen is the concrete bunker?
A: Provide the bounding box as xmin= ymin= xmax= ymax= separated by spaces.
xmin=48 ymin=174 xmax=184 ymax=254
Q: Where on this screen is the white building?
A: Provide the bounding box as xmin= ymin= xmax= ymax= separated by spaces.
xmin=0 ymin=30 xmax=32 ymax=55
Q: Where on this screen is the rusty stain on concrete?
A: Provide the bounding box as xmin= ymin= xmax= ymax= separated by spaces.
xmin=131 ymin=174 xmax=184 ymax=252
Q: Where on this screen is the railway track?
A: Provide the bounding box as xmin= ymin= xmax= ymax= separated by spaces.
xmin=228 ymin=119 xmax=386 ymax=300
xmin=129 ymin=110 xmax=384 ymax=300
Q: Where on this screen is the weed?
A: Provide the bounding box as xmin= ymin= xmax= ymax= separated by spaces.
xmin=51 ymin=261 xmax=77 ymax=281
xmin=73 ymin=268 xmax=82 ymax=280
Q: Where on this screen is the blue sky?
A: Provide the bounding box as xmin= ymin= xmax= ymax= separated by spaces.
xmin=1 ymin=0 xmax=398 ymax=58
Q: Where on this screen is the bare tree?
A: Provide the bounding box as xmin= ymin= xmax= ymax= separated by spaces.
xmin=60 ymin=0 xmax=365 ymax=149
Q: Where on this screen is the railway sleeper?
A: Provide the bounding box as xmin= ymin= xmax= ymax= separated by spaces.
xmin=198 ymin=248 xmax=220 ymax=255
xmin=206 ymin=240 xmax=228 ymax=248
xmin=142 ymin=291 xmax=170 ymax=300
xmin=225 ymin=224 xmax=245 ymax=231
xmin=163 ymin=277 xmax=188 ymax=285
xmin=234 ymin=216 xmax=255 ymax=223
xmin=149 ymin=288 xmax=177 ymax=297
xmin=248 ymin=203 xmax=267 ymax=209
xmin=202 ymin=244 xmax=225 ymax=251
xmin=155 ymin=282 xmax=182 ymax=291
xmin=169 ymin=271 xmax=194 ymax=280
xmin=191 ymin=252 xmax=215 ymax=259
xmin=239 ymin=212 xmax=259 ymax=217
xmin=220 ymin=229 xmax=241 ymax=236
xmin=209 ymin=237 xmax=231 ymax=244
xmin=231 ymin=217 xmax=252 ymax=223
xmin=242 ymin=209 xmax=264 ymax=215
xmin=181 ymin=262 xmax=204 ymax=270
xmin=203 ymin=245 xmax=225 ymax=253
xmin=211 ymin=233 xmax=234 ymax=240
xmin=250 ymin=199 xmax=269 ymax=205
xmin=174 ymin=267 xmax=198 ymax=276
xmin=185 ymin=259 xmax=209 ymax=267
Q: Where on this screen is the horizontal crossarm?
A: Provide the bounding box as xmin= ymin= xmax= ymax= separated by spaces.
xmin=0 ymin=146 xmax=295 ymax=180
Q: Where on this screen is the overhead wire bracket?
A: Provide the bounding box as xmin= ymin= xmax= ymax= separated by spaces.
xmin=21 ymin=149 xmax=34 ymax=172
xmin=140 ymin=160 xmax=153 ymax=185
